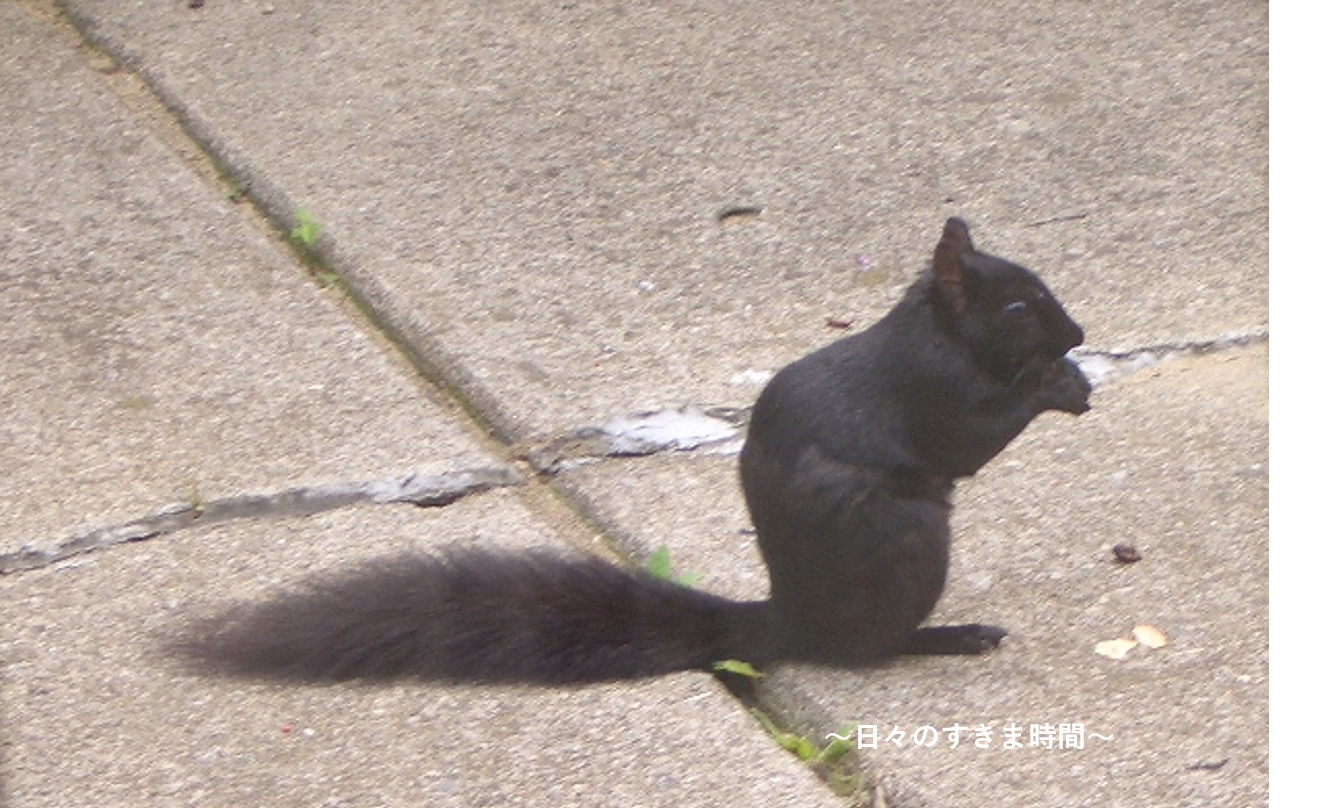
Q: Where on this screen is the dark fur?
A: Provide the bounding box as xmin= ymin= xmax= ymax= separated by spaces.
xmin=173 ymin=218 xmax=1089 ymax=683
xmin=174 ymin=549 xmax=772 ymax=682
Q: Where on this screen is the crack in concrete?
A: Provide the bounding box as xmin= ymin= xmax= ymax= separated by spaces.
xmin=6 ymin=334 xmax=1263 ymax=574
xmin=1 ymin=467 xmax=522 ymax=574
xmin=524 ymin=406 xmax=749 ymax=473
xmin=522 ymin=333 xmax=1268 ymax=471
xmin=1070 ymin=331 xmax=1267 ymax=386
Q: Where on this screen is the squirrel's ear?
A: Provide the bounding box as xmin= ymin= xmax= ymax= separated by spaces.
xmin=932 ymin=218 xmax=974 ymax=314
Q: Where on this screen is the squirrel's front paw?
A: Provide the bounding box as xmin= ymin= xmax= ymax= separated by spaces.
xmin=1041 ymin=357 xmax=1092 ymax=415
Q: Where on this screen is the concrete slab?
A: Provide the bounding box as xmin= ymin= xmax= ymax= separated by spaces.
xmin=0 ymin=0 xmax=495 ymax=554
xmin=58 ymin=0 xmax=1267 ymax=440
xmin=554 ymin=454 xmax=769 ymax=603
xmin=1 ymin=6 xmax=846 ymax=807
xmin=2 ymin=494 xmax=842 ymax=808
xmin=5 ymin=0 xmax=1268 ymax=805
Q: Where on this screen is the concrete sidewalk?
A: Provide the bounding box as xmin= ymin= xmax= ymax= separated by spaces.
xmin=3 ymin=0 xmax=1266 ymax=806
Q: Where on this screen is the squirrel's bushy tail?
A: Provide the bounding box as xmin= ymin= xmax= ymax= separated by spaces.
xmin=171 ymin=549 xmax=776 ymax=684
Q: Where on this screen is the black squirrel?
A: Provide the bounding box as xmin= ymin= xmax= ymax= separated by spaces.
xmin=174 ymin=218 xmax=1090 ymax=684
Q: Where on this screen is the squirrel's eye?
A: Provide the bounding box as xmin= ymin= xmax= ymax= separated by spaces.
xmin=1002 ymin=300 xmax=1029 ymax=316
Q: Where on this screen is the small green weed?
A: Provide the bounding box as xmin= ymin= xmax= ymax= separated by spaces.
xmin=226 ymin=178 xmax=251 ymax=202
xmin=180 ymin=482 xmax=206 ymax=520
xmin=712 ymin=659 xmax=764 ymax=678
xmin=753 ymin=711 xmax=855 ymax=765
xmin=290 ymin=207 xmax=325 ymax=247
xmin=749 ymin=710 xmax=867 ymax=801
xmin=644 ymin=546 xmax=702 ymax=587
xmin=287 ymin=207 xmax=340 ymax=286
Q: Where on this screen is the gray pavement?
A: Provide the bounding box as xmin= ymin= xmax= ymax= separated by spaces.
xmin=2 ymin=0 xmax=1267 ymax=806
